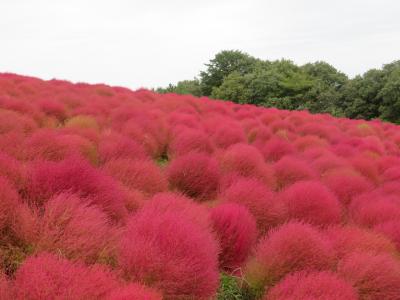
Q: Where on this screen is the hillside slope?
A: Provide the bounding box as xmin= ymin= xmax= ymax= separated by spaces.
xmin=1 ymin=73 xmax=400 ymax=299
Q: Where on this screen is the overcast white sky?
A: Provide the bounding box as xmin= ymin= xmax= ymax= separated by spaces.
xmin=1 ymin=0 xmax=399 ymax=89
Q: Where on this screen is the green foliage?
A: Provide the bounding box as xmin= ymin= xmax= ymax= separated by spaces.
xmin=157 ymin=50 xmax=400 ymax=123
xmin=200 ymin=50 xmax=260 ymax=96
xmin=156 ymin=78 xmax=202 ymax=97
xmin=379 ymin=65 xmax=400 ymax=123
xmin=217 ymin=273 xmax=256 ymax=300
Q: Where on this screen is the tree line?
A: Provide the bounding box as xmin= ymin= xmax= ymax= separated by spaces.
xmin=156 ymin=50 xmax=400 ymax=123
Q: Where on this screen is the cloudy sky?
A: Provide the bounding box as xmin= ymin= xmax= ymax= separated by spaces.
xmin=1 ymin=0 xmax=399 ymax=89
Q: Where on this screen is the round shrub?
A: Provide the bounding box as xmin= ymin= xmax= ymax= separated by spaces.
xmin=325 ymin=226 xmax=397 ymax=259
xmin=108 ymin=283 xmax=162 ymax=300
xmin=382 ymin=166 xmax=400 ymax=182
xmin=266 ymin=271 xmax=358 ymax=300
xmin=24 ymin=130 xmax=97 ymax=163
xmin=33 ymin=193 xmax=117 ymax=264
xmin=0 ymin=176 xmax=21 ymax=231
xmin=210 ymin=203 xmax=258 ymax=271
xmin=350 ymin=195 xmax=400 ymax=227
xmin=261 ymin=137 xmax=295 ymax=162
xmin=26 ymin=157 xmax=128 ymax=222
xmin=118 ymin=209 xmax=219 ymax=299
xmin=98 ymin=131 xmax=148 ymax=163
xmin=374 ymin=220 xmax=400 ymax=251
xmin=338 ymin=252 xmax=400 ymax=300
xmin=273 ymin=156 xmax=316 ymax=190
xmin=103 ymin=158 xmax=167 ymax=197
xmin=13 ymin=253 xmax=119 ymax=300
xmin=212 ymin=124 xmax=247 ymax=149
xmin=146 ymin=192 xmax=212 ymax=230
xmin=278 ymin=180 xmax=342 ymax=226
xmin=0 ymin=151 xmax=25 ymax=189
xmin=167 ymin=152 xmax=220 ymax=200
xmin=245 ymin=221 xmax=334 ymax=293
xmin=219 ymin=143 xmax=275 ymax=188
xmin=221 ymin=177 xmax=285 ymax=233
xmin=322 ymin=169 xmax=374 ymax=205
xmin=0 ymin=271 xmax=11 ymax=300
xmin=168 ymin=128 xmax=213 ymax=157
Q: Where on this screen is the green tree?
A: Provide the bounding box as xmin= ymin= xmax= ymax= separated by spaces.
xmin=200 ymin=50 xmax=260 ymax=96
xmin=379 ymin=66 xmax=400 ymax=123
xmin=156 ymin=78 xmax=202 ymax=96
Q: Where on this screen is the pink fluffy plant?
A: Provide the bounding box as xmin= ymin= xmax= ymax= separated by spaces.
xmin=24 ymin=129 xmax=97 ymax=163
xmin=118 ymin=209 xmax=219 ymax=299
xmin=98 ymin=131 xmax=148 ymax=163
xmin=266 ymin=271 xmax=358 ymax=300
xmin=0 ymin=272 xmax=11 ymax=300
xmin=350 ymin=194 xmax=400 ymax=228
xmin=218 ymin=143 xmax=275 ymax=188
xmin=322 ymin=168 xmax=374 ymax=205
xmin=221 ymin=177 xmax=285 ymax=234
xmin=26 ymin=157 xmax=128 ymax=222
xmin=325 ymin=225 xmax=397 ymax=259
xmin=145 ymin=192 xmax=212 ymax=230
xmin=338 ymin=252 xmax=400 ymax=300
xmin=0 ymin=176 xmax=21 ymax=231
xmin=13 ymin=253 xmax=119 ymax=300
xmin=211 ymin=124 xmax=247 ymax=149
xmin=33 ymin=193 xmax=117 ymax=264
xmin=108 ymin=283 xmax=162 ymax=300
xmin=261 ymin=137 xmax=295 ymax=162
xmin=273 ymin=156 xmax=316 ymax=190
xmin=168 ymin=128 xmax=213 ymax=157
xmin=0 ymin=151 xmax=25 ymax=189
xmin=167 ymin=152 xmax=220 ymax=200
xmin=210 ymin=203 xmax=258 ymax=271
xmin=374 ymin=220 xmax=400 ymax=251
xmin=103 ymin=158 xmax=168 ymax=197
xmin=278 ymin=180 xmax=342 ymax=227
xmin=244 ymin=221 xmax=335 ymax=293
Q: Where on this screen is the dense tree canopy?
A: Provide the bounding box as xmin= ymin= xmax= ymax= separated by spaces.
xmin=156 ymin=51 xmax=400 ymax=123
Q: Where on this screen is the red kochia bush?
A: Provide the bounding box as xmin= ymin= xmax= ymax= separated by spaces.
xmin=273 ymin=156 xmax=316 ymax=190
xmin=33 ymin=193 xmax=117 ymax=264
xmin=212 ymin=124 xmax=247 ymax=149
xmin=24 ymin=130 xmax=97 ymax=163
xmin=350 ymin=194 xmax=400 ymax=228
xmin=221 ymin=177 xmax=285 ymax=233
xmin=374 ymin=221 xmax=400 ymax=251
xmin=167 ymin=152 xmax=220 ymax=200
xmin=210 ymin=203 xmax=258 ymax=271
xmin=0 ymin=176 xmax=21 ymax=231
xmin=103 ymin=158 xmax=167 ymax=197
xmin=245 ymin=221 xmax=334 ymax=292
xmin=278 ymin=180 xmax=342 ymax=227
xmin=26 ymin=157 xmax=128 ymax=222
xmin=119 ymin=209 xmax=219 ymax=299
xmin=13 ymin=253 xmax=119 ymax=300
xmin=168 ymin=128 xmax=213 ymax=157
xmin=98 ymin=131 xmax=148 ymax=163
xmin=146 ymin=192 xmax=212 ymax=230
xmin=266 ymin=271 xmax=358 ymax=300
xmin=0 ymin=151 xmax=25 ymax=189
xmin=108 ymin=283 xmax=162 ymax=300
xmin=261 ymin=137 xmax=295 ymax=162
xmin=0 ymin=272 xmax=11 ymax=300
xmin=322 ymin=169 xmax=374 ymax=205
xmin=325 ymin=226 xmax=397 ymax=259
xmin=219 ymin=143 xmax=275 ymax=188
xmin=338 ymin=252 xmax=400 ymax=300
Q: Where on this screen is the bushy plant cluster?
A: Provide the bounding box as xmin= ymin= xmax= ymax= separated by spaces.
xmin=0 ymin=73 xmax=400 ymax=299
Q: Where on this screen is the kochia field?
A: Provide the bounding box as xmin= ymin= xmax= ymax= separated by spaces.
xmin=0 ymin=73 xmax=400 ymax=299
